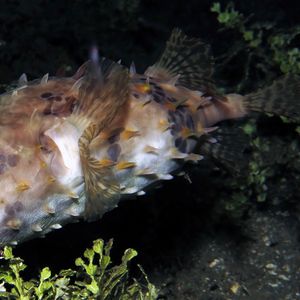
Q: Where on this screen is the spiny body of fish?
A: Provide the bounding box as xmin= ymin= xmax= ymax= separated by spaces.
xmin=0 ymin=29 xmax=299 ymax=246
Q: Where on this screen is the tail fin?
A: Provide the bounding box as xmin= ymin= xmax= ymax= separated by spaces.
xmin=244 ymin=73 xmax=300 ymax=122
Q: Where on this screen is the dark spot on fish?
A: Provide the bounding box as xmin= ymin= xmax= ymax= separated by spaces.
xmin=168 ymin=111 xmax=176 ymax=123
xmin=156 ymin=91 xmax=165 ymax=98
xmin=7 ymin=154 xmax=19 ymax=167
xmin=47 ymin=96 xmax=57 ymax=101
xmin=5 ymin=205 xmax=15 ymax=218
xmin=43 ymin=108 xmax=52 ymax=115
xmin=178 ymin=140 xmax=188 ymax=153
xmin=155 ymin=86 xmax=164 ymax=95
xmin=4 ymin=202 xmax=24 ymax=226
xmin=39 ymin=135 xmax=53 ymax=154
xmin=171 ymin=122 xmax=182 ymax=133
xmin=65 ymin=96 xmax=78 ymax=113
xmin=107 ymin=144 xmax=121 ymax=162
xmin=41 ymin=92 xmax=53 ymax=99
xmin=0 ymin=163 xmax=6 ymax=174
xmin=12 ymin=201 xmax=24 ymax=212
xmin=167 ymin=97 xmax=177 ymax=103
xmin=177 ymin=106 xmax=186 ymax=112
xmin=0 ymin=154 xmax=6 ymax=163
xmin=108 ymin=134 xmax=120 ymax=144
xmin=133 ymin=93 xmax=140 ymax=99
xmin=108 ymin=128 xmax=123 ymax=144
xmin=54 ymin=96 xmax=62 ymax=102
xmin=186 ymin=114 xmax=195 ymax=130
xmin=175 ymin=110 xmax=185 ymax=123
xmin=153 ymin=93 xmax=163 ymax=104
xmin=175 ymin=137 xmax=183 ymax=148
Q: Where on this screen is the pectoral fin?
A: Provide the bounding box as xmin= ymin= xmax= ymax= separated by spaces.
xmin=79 ymin=123 xmax=120 ymax=221
xmin=74 ymin=57 xmax=130 ymax=220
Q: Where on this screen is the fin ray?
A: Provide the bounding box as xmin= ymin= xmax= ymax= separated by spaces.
xmin=79 ymin=123 xmax=120 ymax=221
xmin=145 ymin=28 xmax=215 ymax=91
xmin=198 ymin=126 xmax=251 ymax=174
xmin=245 ymin=73 xmax=300 ymax=122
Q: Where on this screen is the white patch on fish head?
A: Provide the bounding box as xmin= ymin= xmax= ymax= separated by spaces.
xmin=44 ymin=119 xmax=83 ymax=186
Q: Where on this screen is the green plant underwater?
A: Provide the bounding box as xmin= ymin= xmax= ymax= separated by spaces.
xmin=0 ymin=239 xmax=158 ymax=300
xmin=208 ymin=2 xmax=300 ymax=219
xmin=211 ymin=2 xmax=300 ymax=93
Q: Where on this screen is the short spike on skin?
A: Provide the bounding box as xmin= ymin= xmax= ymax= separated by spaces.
xmin=18 ymin=73 xmax=28 ymax=87
xmin=130 ymin=61 xmax=136 ymax=75
xmin=40 ymin=73 xmax=49 ymax=84
xmin=0 ymin=29 xmax=299 ymax=246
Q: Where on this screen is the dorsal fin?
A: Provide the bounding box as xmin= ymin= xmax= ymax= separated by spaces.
xmin=145 ymin=28 xmax=215 ymax=91
xmin=72 ymin=57 xmax=130 ymax=130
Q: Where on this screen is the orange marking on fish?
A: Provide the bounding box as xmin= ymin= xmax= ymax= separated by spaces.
xmin=116 ymin=161 xmax=136 ymax=170
xmin=40 ymin=160 xmax=47 ymax=168
xmin=16 ymin=181 xmax=30 ymax=192
xmin=158 ymin=119 xmax=169 ymax=131
xmin=136 ymin=168 xmax=157 ymax=176
xmin=98 ymin=159 xmax=115 ymax=168
xmin=6 ymin=218 xmax=22 ymax=230
xmin=180 ymin=127 xmax=192 ymax=138
xmin=164 ymin=102 xmax=176 ymax=111
xmin=160 ymin=83 xmax=178 ymax=93
xmin=135 ymin=83 xmax=151 ymax=94
xmin=121 ymin=129 xmax=140 ymax=140
xmin=47 ymin=176 xmax=56 ymax=184
xmin=196 ymin=123 xmax=205 ymax=134
xmin=170 ymin=147 xmax=188 ymax=159
xmin=144 ymin=145 xmax=159 ymax=154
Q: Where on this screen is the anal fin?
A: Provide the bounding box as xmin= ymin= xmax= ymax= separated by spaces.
xmin=198 ymin=125 xmax=251 ymax=174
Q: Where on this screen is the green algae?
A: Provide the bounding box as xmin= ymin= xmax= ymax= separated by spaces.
xmin=0 ymin=239 xmax=157 ymax=300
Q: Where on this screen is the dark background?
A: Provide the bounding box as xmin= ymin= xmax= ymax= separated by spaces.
xmin=0 ymin=0 xmax=299 ymax=83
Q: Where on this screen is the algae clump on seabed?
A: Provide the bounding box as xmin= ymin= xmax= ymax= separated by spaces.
xmin=0 ymin=239 xmax=158 ymax=300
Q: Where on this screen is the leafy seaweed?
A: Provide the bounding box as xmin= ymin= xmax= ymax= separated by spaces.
xmin=211 ymin=2 xmax=300 ymax=93
xmin=208 ymin=3 xmax=300 ymax=220
xmin=0 ymin=239 xmax=158 ymax=300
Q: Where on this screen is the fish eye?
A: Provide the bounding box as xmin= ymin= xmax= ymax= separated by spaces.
xmin=39 ymin=134 xmax=56 ymax=154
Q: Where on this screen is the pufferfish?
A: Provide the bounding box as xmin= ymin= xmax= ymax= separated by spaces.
xmin=0 ymin=29 xmax=299 ymax=246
